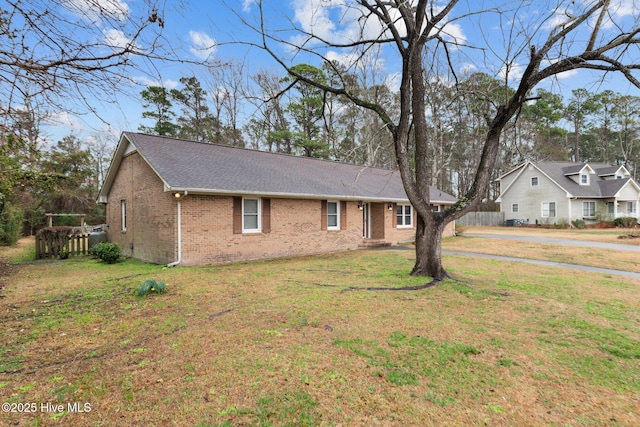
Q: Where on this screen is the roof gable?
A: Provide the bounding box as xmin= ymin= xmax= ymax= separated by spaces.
xmin=500 ymin=161 xmax=640 ymax=199
xmin=496 ymin=161 xmax=570 ymax=202
xmin=98 ymin=132 xmax=457 ymax=204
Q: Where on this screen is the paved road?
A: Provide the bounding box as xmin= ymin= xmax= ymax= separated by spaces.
xmin=444 ymin=232 xmax=640 ymax=280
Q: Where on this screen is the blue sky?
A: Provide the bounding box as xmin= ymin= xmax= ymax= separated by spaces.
xmin=42 ymin=0 xmax=640 ymax=145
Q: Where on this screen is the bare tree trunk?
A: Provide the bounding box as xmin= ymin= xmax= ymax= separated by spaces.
xmin=411 ymin=214 xmax=449 ymax=280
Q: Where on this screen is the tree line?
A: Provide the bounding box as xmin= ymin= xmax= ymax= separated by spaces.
xmin=141 ymin=64 xmax=640 ymax=200
xmin=2 ymin=61 xmax=639 ymax=245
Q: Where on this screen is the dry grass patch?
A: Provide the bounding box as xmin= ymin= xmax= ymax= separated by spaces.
xmin=0 ymin=240 xmax=639 ymax=426
xmin=445 ymin=233 xmax=640 ymax=273
xmin=465 ymin=225 xmax=640 ymax=246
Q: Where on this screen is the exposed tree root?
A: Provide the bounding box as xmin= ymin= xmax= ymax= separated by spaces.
xmin=340 ymin=277 xmax=443 ymax=293
xmin=208 ymin=309 xmax=234 ymax=319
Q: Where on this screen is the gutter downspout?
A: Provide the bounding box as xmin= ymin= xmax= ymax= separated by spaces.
xmin=167 ymin=191 xmax=188 ymax=267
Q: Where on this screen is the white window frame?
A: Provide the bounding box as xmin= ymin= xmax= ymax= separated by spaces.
xmin=627 ymin=201 xmax=636 ymax=214
xmin=580 ymin=174 xmax=589 ymax=185
xmin=542 ymin=202 xmax=556 ymax=218
xmin=327 ymin=201 xmax=340 ymax=230
xmin=397 ymin=204 xmax=413 ymax=228
xmin=121 ymin=200 xmax=127 ymax=232
xmin=242 ymin=198 xmax=261 ymax=233
xmin=531 ymin=176 xmax=539 ymax=186
xmin=512 ymin=203 xmax=519 ymax=213
xmin=582 ymin=201 xmax=595 ymax=217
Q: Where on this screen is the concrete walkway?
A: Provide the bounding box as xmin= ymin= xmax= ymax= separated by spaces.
xmin=444 ymin=232 xmax=640 ymax=279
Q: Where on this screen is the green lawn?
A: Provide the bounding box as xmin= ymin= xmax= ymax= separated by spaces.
xmin=0 ymin=236 xmax=638 ymax=426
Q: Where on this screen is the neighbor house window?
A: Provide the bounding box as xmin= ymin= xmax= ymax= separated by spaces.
xmin=121 ymin=200 xmax=127 ymax=231
xmin=627 ymin=202 xmax=636 ymax=214
xmin=397 ymin=204 xmax=413 ymax=227
xmin=512 ymin=204 xmax=519 ymax=213
xmin=580 ymin=174 xmax=589 ymax=185
xmin=531 ymin=177 xmax=539 ymax=186
xmin=243 ymin=198 xmax=261 ymax=232
xmin=327 ymin=201 xmax=340 ymax=230
xmin=582 ymin=201 xmax=595 ymax=217
xmin=607 ymin=202 xmax=615 ymax=214
xmin=542 ymin=202 xmax=556 ymax=217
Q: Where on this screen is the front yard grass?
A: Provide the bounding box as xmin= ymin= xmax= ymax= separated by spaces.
xmin=0 ymin=235 xmax=638 ymax=426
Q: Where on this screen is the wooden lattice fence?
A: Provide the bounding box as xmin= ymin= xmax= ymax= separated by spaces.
xmin=35 ymin=227 xmax=91 ymax=259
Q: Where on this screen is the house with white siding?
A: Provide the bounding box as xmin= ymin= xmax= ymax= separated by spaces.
xmin=496 ymin=161 xmax=640 ymax=226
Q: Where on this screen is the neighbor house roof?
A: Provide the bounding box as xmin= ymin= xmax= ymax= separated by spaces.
xmin=497 ymin=160 xmax=639 ymax=200
xmin=98 ymin=132 xmax=458 ymax=205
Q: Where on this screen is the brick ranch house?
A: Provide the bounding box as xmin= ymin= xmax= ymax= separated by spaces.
xmin=97 ymin=132 xmax=457 ymax=266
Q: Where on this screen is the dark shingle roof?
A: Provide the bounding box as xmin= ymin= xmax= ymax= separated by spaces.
xmin=101 ymin=132 xmax=456 ymax=204
xmin=536 ymin=161 xmax=634 ymax=198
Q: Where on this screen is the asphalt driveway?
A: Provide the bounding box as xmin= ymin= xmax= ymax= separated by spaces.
xmin=444 ymin=232 xmax=640 ymax=280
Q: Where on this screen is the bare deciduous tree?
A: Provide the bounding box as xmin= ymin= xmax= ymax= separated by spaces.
xmin=0 ymin=0 xmax=172 ymax=123
xmin=240 ymin=0 xmax=640 ymax=284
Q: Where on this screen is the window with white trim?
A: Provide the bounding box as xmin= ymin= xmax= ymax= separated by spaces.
xmin=531 ymin=176 xmax=539 ymax=186
xmin=243 ymin=198 xmax=261 ymax=232
xmin=542 ymin=202 xmax=556 ymax=217
xmin=327 ymin=201 xmax=340 ymax=230
xmin=582 ymin=201 xmax=595 ymax=217
xmin=396 ymin=204 xmax=413 ymax=227
xmin=580 ymin=174 xmax=589 ymax=185
xmin=626 ymin=202 xmax=636 ymax=214
xmin=121 ymin=200 xmax=127 ymax=231
xmin=512 ymin=204 xmax=519 ymax=213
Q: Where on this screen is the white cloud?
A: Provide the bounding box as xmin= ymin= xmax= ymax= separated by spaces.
xmin=242 ymin=0 xmax=257 ymax=12
xmin=499 ymin=61 xmax=524 ymax=83
xmin=292 ymin=0 xmax=337 ymax=41
xmin=555 ymin=69 xmax=579 ymax=80
xmin=384 ymin=72 xmax=401 ymax=92
xmin=46 ymin=111 xmax=85 ymax=133
xmin=133 ymin=76 xmax=179 ymax=90
xmin=459 ymin=63 xmax=478 ymax=76
xmin=61 ymin=0 xmax=130 ymax=22
xmin=189 ymin=31 xmax=217 ymax=61
xmin=102 ymin=28 xmax=133 ymax=50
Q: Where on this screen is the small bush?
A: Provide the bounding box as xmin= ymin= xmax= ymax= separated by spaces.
xmin=137 ymin=279 xmax=167 ymax=296
xmin=555 ymin=218 xmax=570 ymax=229
xmin=571 ymin=218 xmax=586 ymax=229
xmin=613 ymin=217 xmax=638 ymax=228
xmin=90 ymin=242 xmax=122 ymax=264
xmin=0 ymin=205 xmax=24 ymax=246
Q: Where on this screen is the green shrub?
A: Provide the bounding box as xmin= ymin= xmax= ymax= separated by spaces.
xmin=90 ymin=242 xmax=122 ymax=264
xmin=556 ymin=218 xmax=570 ymax=229
xmin=137 ymin=279 xmax=167 ymax=296
xmin=571 ymin=218 xmax=586 ymax=229
xmin=613 ymin=217 xmax=638 ymax=228
xmin=0 ymin=204 xmax=24 ymax=246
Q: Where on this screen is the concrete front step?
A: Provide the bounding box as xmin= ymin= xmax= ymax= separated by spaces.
xmin=360 ymin=240 xmax=392 ymax=248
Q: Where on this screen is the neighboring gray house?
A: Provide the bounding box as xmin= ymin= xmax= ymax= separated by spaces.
xmin=496 ymin=161 xmax=640 ymax=226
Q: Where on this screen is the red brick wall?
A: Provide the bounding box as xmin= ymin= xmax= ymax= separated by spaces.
xmin=105 ymin=152 xmax=176 ymax=264
xmin=179 ymin=196 xmax=366 ymax=265
xmin=105 ymin=152 xmax=453 ymax=266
